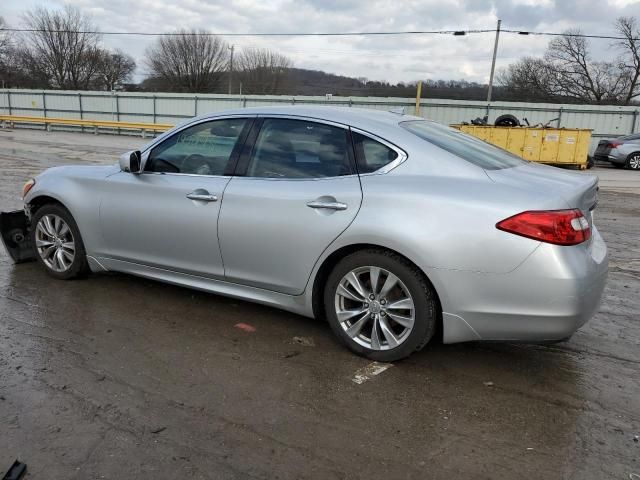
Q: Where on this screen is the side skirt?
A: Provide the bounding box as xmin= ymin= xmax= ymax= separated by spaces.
xmin=92 ymin=256 xmax=314 ymax=318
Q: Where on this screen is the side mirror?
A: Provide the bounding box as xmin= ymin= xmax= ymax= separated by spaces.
xmin=119 ymin=150 xmax=142 ymax=174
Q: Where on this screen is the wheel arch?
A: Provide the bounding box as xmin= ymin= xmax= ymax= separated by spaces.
xmin=311 ymin=243 xmax=443 ymax=340
xmin=27 ymin=194 xmax=69 ymax=216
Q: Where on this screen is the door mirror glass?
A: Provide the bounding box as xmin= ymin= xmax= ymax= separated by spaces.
xmin=119 ymin=150 xmax=142 ymax=174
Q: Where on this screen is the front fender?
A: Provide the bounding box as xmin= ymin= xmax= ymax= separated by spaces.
xmin=24 ymin=165 xmax=119 ymax=256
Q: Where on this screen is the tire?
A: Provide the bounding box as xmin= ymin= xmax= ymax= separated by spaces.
xmin=323 ymin=249 xmax=437 ymax=362
xmin=586 ymin=156 xmax=594 ymax=169
xmin=625 ymin=152 xmax=640 ymax=170
xmin=30 ymin=204 xmax=89 ymax=280
xmin=494 ymin=114 xmax=520 ymax=127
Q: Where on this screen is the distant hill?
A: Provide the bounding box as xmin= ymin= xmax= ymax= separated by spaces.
xmin=135 ymin=67 xmax=583 ymax=103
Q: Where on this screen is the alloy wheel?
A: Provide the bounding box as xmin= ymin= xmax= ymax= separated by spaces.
xmin=629 ymin=154 xmax=640 ymax=170
xmin=35 ymin=214 xmax=76 ymax=273
xmin=334 ymin=266 xmax=415 ymax=351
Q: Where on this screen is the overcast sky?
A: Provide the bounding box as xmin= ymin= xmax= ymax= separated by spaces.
xmin=3 ymin=0 xmax=640 ymax=84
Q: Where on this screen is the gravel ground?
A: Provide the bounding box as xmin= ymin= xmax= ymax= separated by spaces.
xmin=0 ymin=128 xmax=638 ymax=480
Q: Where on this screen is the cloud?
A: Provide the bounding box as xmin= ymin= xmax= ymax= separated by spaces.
xmin=2 ymin=0 xmax=640 ymax=84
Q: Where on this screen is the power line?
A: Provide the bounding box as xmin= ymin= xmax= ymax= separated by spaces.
xmin=0 ymin=27 xmax=494 ymax=37
xmin=502 ymin=29 xmax=638 ymax=41
xmin=0 ymin=26 xmax=637 ymax=41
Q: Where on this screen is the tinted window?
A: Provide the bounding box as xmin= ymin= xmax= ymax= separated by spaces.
xmin=401 ymin=120 xmax=527 ymax=170
xmin=353 ymin=132 xmax=399 ymax=173
xmin=146 ymin=118 xmax=248 ymax=175
xmin=247 ymin=119 xmax=352 ymax=178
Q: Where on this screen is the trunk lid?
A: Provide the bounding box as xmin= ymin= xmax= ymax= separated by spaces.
xmin=595 ymin=139 xmax=612 ymax=156
xmin=486 ymin=163 xmax=598 ymax=227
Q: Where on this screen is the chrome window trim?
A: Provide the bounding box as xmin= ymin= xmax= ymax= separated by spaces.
xmin=140 ymin=115 xmax=255 ymax=175
xmin=140 ymin=114 xmax=257 ymax=156
xmin=232 ymin=174 xmax=360 ymax=182
xmin=141 ymin=171 xmax=230 ymax=179
xmin=255 ymin=114 xmax=350 ymax=130
xmin=350 ymin=127 xmax=408 ymax=175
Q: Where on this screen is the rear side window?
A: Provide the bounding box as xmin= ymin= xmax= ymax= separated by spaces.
xmin=400 ymin=120 xmax=526 ymax=170
xmin=353 ymin=132 xmax=399 ymax=173
xmin=247 ymin=119 xmax=353 ymax=178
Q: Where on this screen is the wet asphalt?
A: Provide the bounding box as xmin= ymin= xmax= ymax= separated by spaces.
xmin=0 ymin=128 xmax=638 ymax=479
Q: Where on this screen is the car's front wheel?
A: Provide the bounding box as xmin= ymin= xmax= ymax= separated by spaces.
xmin=324 ymin=249 xmax=438 ymax=362
xmin=30 ymin=204 xmax=89 ymax=279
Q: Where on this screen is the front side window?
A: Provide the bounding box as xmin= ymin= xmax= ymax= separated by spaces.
xmin=353 ymin=132 xmax=399 ymax=173
xmin=247 ymin=119 xmax=353 ymax=179
xmin=145 ymin=118 xmax=249 ymax=175
xmin=400 ymin=120 xmax=526 ymax=170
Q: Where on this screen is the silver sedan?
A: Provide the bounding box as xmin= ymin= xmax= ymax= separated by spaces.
xmin=594 ymin=134 xmax=640 ymax=170
xmin=0 ymin=106 xmax=608 ymax=361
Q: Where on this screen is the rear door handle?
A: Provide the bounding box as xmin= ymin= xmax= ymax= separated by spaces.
xmin=306 ymin=200 xmax=348 ymax=211
xmin=187 ymin=192 xmax=218 ymax=202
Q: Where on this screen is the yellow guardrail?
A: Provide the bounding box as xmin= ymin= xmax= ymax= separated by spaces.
xmin=0 ymin=115 xmax=174 ymax=137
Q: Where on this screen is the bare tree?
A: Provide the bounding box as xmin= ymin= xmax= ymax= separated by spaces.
xmin=96 ymin=49 xmax=136 ymax=90
xmin=500 ymin=28 xmax=630 ymax=104
xmin=615 ymin=16 xmax=640 ymax=104
xmin=20 ymin=6 xmax=103 ymax=89
xmin=497 ymin=57 xmax=561 ymax=101
xmin=0 ymin=17 xmax=11 ymax=58
xmin=236 ymin=48 xmax=292 ymax=94
xmin=145 ymin=30 xmax=229 ymax=93
xmin=544 ymin=30 xmax=626 ymax=103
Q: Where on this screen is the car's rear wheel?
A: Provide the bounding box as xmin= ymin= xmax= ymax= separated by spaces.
xmin=31 ymin=204 xmax=89 ymax=279
xmin=626 ymin=152 xmax=640 ymax=170
xmin=324 ymin=249 xmax=437 ymax=362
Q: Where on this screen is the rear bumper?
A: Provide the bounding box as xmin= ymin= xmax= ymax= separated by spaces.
xmin=438 ymin=227 xmax=608 ymax=343
xmin=0 ymin=210 xmax=35 ymax=263
xmin=595 ymin=153 xmax=625 ymax=165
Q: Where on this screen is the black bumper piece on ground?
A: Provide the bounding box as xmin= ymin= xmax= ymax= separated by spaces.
xmin=0 ymin=210 xmax=35 ymax=263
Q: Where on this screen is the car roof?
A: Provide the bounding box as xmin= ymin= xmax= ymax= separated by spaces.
xmin=195 ymin=105 xmax=423 ymax=133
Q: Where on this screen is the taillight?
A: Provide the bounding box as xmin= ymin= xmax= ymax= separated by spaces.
xmin=607 ymin=141 xmax=622 ymax=149
xmin=22 ymin=178 xmax=35 ymax=198
xmin=496 ymin=209 xmax=591 ymax=246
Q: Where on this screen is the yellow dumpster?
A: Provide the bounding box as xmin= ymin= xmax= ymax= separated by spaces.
xmin=454 ymin=125 xmax=592 ymax=169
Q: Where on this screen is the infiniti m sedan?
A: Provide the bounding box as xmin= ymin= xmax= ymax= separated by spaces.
xmin=0 ymin=107 xmax=608 ymax=361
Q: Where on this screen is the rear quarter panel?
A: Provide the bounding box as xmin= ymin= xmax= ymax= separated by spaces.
xmin=319 ymin=162 xmax=574 ymax=314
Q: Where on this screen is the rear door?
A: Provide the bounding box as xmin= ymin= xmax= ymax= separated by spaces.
xmin=218 ymin=117 xmax=362 ymax=295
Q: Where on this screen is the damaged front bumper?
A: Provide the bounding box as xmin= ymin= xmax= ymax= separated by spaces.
xmin=0 ymin=210 xmax=35 ymax=263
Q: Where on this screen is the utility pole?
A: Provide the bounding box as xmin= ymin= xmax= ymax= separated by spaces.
xmin=228 ymin=45 xmax=235 ymax=95
xmin=486 ymin=19 xmax=501 ymax=107
xmin=414 ymin=80 xmax=422 ymax=116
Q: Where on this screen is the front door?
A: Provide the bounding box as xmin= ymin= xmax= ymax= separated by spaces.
xmin=99 ymin=117 xmax=252 ymax=278
xmin=218 ymin=117 xmax=363 ymax=295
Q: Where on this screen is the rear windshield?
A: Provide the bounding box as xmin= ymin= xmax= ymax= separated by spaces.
xmin=400 ymin=120 xmax=527 ymax=170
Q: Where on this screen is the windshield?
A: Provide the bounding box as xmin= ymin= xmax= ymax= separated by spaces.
xmin=400 ymin=120 xmax=527 ymax=170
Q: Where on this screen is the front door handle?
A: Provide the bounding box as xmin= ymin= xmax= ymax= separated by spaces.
xmin=306 ymin=200 xmax=348 ymax=211
xmin=187 ymin=191 xmax=218 ymax=202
